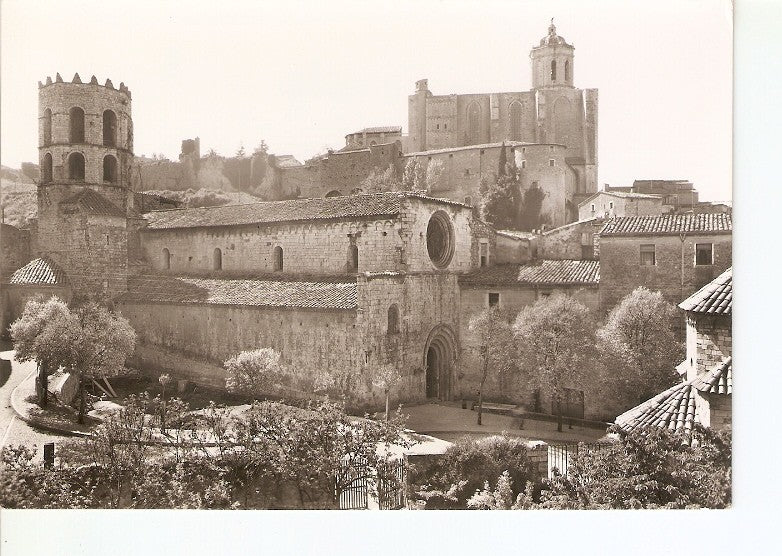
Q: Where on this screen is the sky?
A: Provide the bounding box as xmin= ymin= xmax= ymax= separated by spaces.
xmin=1 ymin=0 xmax=733 ymax=202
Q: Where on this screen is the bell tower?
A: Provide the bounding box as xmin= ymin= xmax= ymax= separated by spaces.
xmin=530 ymin=20 xmax=575 ymax=89
xmin=36 ymin=73 xmax=134 ymax=299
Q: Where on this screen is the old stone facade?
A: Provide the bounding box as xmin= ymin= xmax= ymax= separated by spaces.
xmin=407 ymin=22 xmax=597 ymax=201
xmin=578 ymin=191 xmax=663 ymax=221
xmin=598 ymin=214 xmax=732 ymax=314
xmin=36 ymin=73 xmax=135 ymax=299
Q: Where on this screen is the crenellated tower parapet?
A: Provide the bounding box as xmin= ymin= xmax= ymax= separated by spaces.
xmin=38 ymin=73 xmax=134 ymax=206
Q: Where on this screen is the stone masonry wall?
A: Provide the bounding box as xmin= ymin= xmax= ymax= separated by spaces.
xmin=598 ymin=233 xmax=732 ymax=315
xmin=684 ymin=314 xmax=731 ymax=381
xmin=0 ymin=224 xmax=31 ymax=280
xmin=538 ymin=219 xmax=601 ymax=260
xmin=141 ymin=198 xmax=477 ymax=276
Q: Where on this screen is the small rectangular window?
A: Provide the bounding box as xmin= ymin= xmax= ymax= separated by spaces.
xmin=444 ymin=123 xmax=447 ymax=130
xmin=549 ymin=159 xmax=555 ymax=167
xmin=541 ymin=292 xmax=551 ymax=299
xmin=521 ymin=160 xmax=527 ymax=169
xmin=695 ymin=243 xmax=713 ymax=265
xmin=480 ymin=242 xmax=489 ymax=267
xmin=488 ymin=292 xmax=500 ymax=307
xmin=522 ymin=147 xmax=526 ymax=153
xmin=436 ymin=124 xmax=440 ymax=130
xmin=640 ymin=244 xmax=656 ymax=266
xmin=609 ymin=201 xmax=614 ymax=209
xmin=590 ymin=203 xmax=595 ymax=212
xmin=480 ymin=150 xmax=485 ymax=155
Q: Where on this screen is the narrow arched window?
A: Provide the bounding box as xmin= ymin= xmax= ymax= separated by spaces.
xmin=213 ymin=248 xmax=222 ymax=271
xmin=42 ymin=153 xmax=53 ymax=184
xmin=103 ymin=155 xmax=117 ymax=183
xmin=564 ymin=60 xmax=570 ymax=82
xmin=387 ymin=304 xmax=400 ymax=334
xmin=467 ymin=102 xmax=481 ymax=145
xmin=273 ymin=246 xmax=283 ymax=271
xmin=348 ymin=244 xmax=359 ymax=271
xmin=162 ymin=248 xmax=171 ymax=270
xmin=68 ymin=152 xmax=85 ymax=180
xmin=550 ymin=60 xmax=557 ymax=82
xmin=103 ymin=110 xmax=117 ymax=146
xmin=509 ymin=101 xmax=523 ymax=141
xmin=43 ymin=109 xmax=52 ymax=146
xmin=69 ymin=107 xmax=85 ymax=143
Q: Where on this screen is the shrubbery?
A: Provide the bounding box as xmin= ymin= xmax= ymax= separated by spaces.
xmin=409 ymin=435 xmax=536 ymax=509
xmin=0 ymin=396 xmax=408 ymax=509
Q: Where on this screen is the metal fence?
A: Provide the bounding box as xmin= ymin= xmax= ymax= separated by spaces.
xmin=377 ymin=459 xmax=406 ymax=510
xmin=337 ymin=458 xmax=406 ymax=510
xmin=547 ymin=443 xmax=611 ymax=478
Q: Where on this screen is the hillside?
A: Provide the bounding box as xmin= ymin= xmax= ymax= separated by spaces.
xmin=1 ymin=179 xmax=37 ymax=228
xmin=1 ymin=173 xmax=263 ymax=229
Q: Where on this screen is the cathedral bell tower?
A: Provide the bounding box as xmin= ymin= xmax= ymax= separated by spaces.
xmin=530 ymin=20 xmax=575 ymax=89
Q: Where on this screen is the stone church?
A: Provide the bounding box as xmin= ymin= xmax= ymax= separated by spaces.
xmin=0 ymin=27 xmax=614 ymax=420
xmin=406 ymin=21 xmax=598 ymax=216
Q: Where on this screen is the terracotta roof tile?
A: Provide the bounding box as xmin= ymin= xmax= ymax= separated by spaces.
xmin=142 ymin=192 xmax=467 ymax=230
xmin=615 ymin=381 xmax=698 ymax=435
xmin=117 ymin=275 xmax=357 ymax=310
xmin=9 ymin=258 xmax=67 ymax=286
xmin=678 ymin=267 xmax=732 ymax=315
xmin=349 ymin=126 xmax=402 ymax=135
xmin=459 ymin=260 xmax=599 ymax=287
xmin=60 ymin=188 xmax=125 ymax=217
xmin=599 ymin=214 xmax=732 ymax=236
xmin=692 ymin=357 xmax=732 ymax=395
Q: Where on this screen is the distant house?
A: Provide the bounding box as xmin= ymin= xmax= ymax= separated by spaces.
xmin=606 ymin=180 xmax=699 ymax=213
xmin=538 ymin=218 xmax=603 ymax=261
xmin=615 ymin=268 xmax=732 ymax=439
xmin=578 ymin=191 xmax=663 ymax=221
xmin=598 ymin=213 xmax=732 ymax=314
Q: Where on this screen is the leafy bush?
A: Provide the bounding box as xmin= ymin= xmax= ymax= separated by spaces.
xmin=409 ymin=434 xmax=536 ymax=509
xmin=538 ymin=425 xmax=732 ymax=509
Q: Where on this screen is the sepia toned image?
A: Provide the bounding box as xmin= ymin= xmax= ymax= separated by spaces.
xmin=0 ymin=0 xmax=733 ymax=516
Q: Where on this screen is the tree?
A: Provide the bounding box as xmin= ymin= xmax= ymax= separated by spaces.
xmin=513 ymin=295 xmax=595 ymax=432
xmin=235 ymin=144 xmax=246 ymax=158
xmin=596 ymin=287 xmax=683 ymax=402
xmin=360 ymin=164 xmax=399 ymax=193
xmin=518 ymin=183 xmax=548 ymax=231
xmin=224 ymin=348 xmax=288 ymax=398
xmin=372 ymin=363 xmax=403 ymax=422
xmin=479 ymin=172 xmax=522 ymax=230
xmin=10 ymin=297 xmax=78 ymax=407
xmin=497 ymin=142 xmax=507 ymax=177
xmin=424 ymin=159 xmax=444 ymax=192
xmin=468 ymin=307 xmax=515 ymax=425
xmin=253 ymin=140 xmax=269 ymax=156
xmin=538 ymin=425 xmax=732 ymax=509
xmin=401 ymin=159 xmax=417 ymax=190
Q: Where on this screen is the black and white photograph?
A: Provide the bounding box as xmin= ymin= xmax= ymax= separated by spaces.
xmin=0 ymin=0 xmax=778 ymax=551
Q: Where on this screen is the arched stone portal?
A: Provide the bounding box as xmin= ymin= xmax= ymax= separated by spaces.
xmin=423 ymin=324 xmax=458 ymax=401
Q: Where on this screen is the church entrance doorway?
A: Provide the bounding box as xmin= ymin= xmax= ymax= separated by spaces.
xmin=423 ymin=324 xmax=458 ymax=401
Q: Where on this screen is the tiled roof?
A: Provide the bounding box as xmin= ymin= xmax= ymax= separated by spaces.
xmin=615 ymin=381 xmax=698 ymax=435
xmin=60 ymin=188 xmax=125 ymax=217
xmin=142 ymin=192 xmax=466 ymax=230
xmin=9 ymin=258 xmax=67 ymax=286
xmin=692 ymin=357 xmax=732 ymax=395
xmin=599 ymin=214 xmax=732 ymax=236
xmin=578 ymin=191 xmax=662 ymax=206
xmin=117 ymin=275 xmax=357 ymax=310
xmin=349 ymin=126 xmax=402 ymax=135
xmin=404 ymin=141 xmax=534 ymax=157
xmin=678 ymin=267 xmax=732 ymax=315
xmin=497 ymin=230 xmax=538 ymax=240
xmin=459 ymin=260 xmax=599 ymax=287
xmin=274 ymin=155 xmax=302 ymax=168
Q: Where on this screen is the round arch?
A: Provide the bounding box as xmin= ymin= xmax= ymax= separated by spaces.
xmin=422 ymin=324 xmax=459 ymax=401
